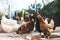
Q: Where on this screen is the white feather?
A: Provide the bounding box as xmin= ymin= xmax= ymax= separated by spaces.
xmin=1 ymin=16 xmax=22 ymax=32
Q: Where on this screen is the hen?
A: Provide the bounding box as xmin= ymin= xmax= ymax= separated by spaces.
xmin=1 ymin=14 xmax=21 ymax=33
xmin=16 ymin=15 xmax=35 ymax=34
xmin=36 ymin=13 xmax=54 ymax=39
xmin=15 ymin=16 xmax=20 ymax=21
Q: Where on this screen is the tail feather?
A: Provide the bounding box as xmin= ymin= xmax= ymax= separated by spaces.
xmin=45 ymin=18 xmax=54 ymax=29
xmin=45 ymin=18 xmax=48 ymax=24
xmin=48 ymin=19 xmax=54 ymax=29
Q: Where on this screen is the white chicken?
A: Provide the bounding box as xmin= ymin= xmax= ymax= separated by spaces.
xmin=1 ymin=14 xmax=23 ymax=33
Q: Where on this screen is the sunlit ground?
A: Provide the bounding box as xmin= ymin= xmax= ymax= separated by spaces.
xmin=0 ymin=25 xmax=60 ymax=40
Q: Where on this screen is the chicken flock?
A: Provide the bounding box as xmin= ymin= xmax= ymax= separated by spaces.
xmin=1 ymin=12 xmax=55 ymax=39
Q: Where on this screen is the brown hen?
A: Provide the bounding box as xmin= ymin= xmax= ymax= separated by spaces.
xmin=36 ymin=12 xmax=54 ymax=39
xmin=16 ymin=15 xmax=35 ymax=34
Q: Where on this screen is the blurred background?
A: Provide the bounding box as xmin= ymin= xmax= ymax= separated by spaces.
xmin=0 ymin=0 xmax=60 ymax=27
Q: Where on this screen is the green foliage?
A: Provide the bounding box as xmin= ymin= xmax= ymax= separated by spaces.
xmin=28 ymin=0 xmax=60 ymax=26
xmin=29 ymin=3 xmax=41 ymax=12
xmin=40 ymin=0 xmax=60 ymax=26
xmin=41 ymin=1 xmax=57 ymax=18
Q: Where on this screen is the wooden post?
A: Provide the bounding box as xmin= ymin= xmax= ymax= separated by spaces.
xmin=21 ymin=9 xmax=24 ymax=21
xmin=35 ymin=0 xmax=37 ymax=12
xmin=42 ymin=0 xmax=45 ymax=7
xmin=35 ymin=0 xmax=37 ymax=22
xmin=8 ymin=4 xmax=10 ymax=18
xmin=22 ymin=9 xmax=24 ymax=18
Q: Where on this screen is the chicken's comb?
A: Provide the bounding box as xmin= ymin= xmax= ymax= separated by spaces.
xmin=37 ymin=15 xmax=41 ymax=18
xmin=36 ymin=12 xmax=41 ymax=16
xmin=36 ymin=13 xmax=42 ymax=19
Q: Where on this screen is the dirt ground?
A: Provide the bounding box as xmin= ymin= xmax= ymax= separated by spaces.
xmin=0 ymin=25 xmax=60 ymax=40
xmin=0 ymin=32 xmax=60 ymax=40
